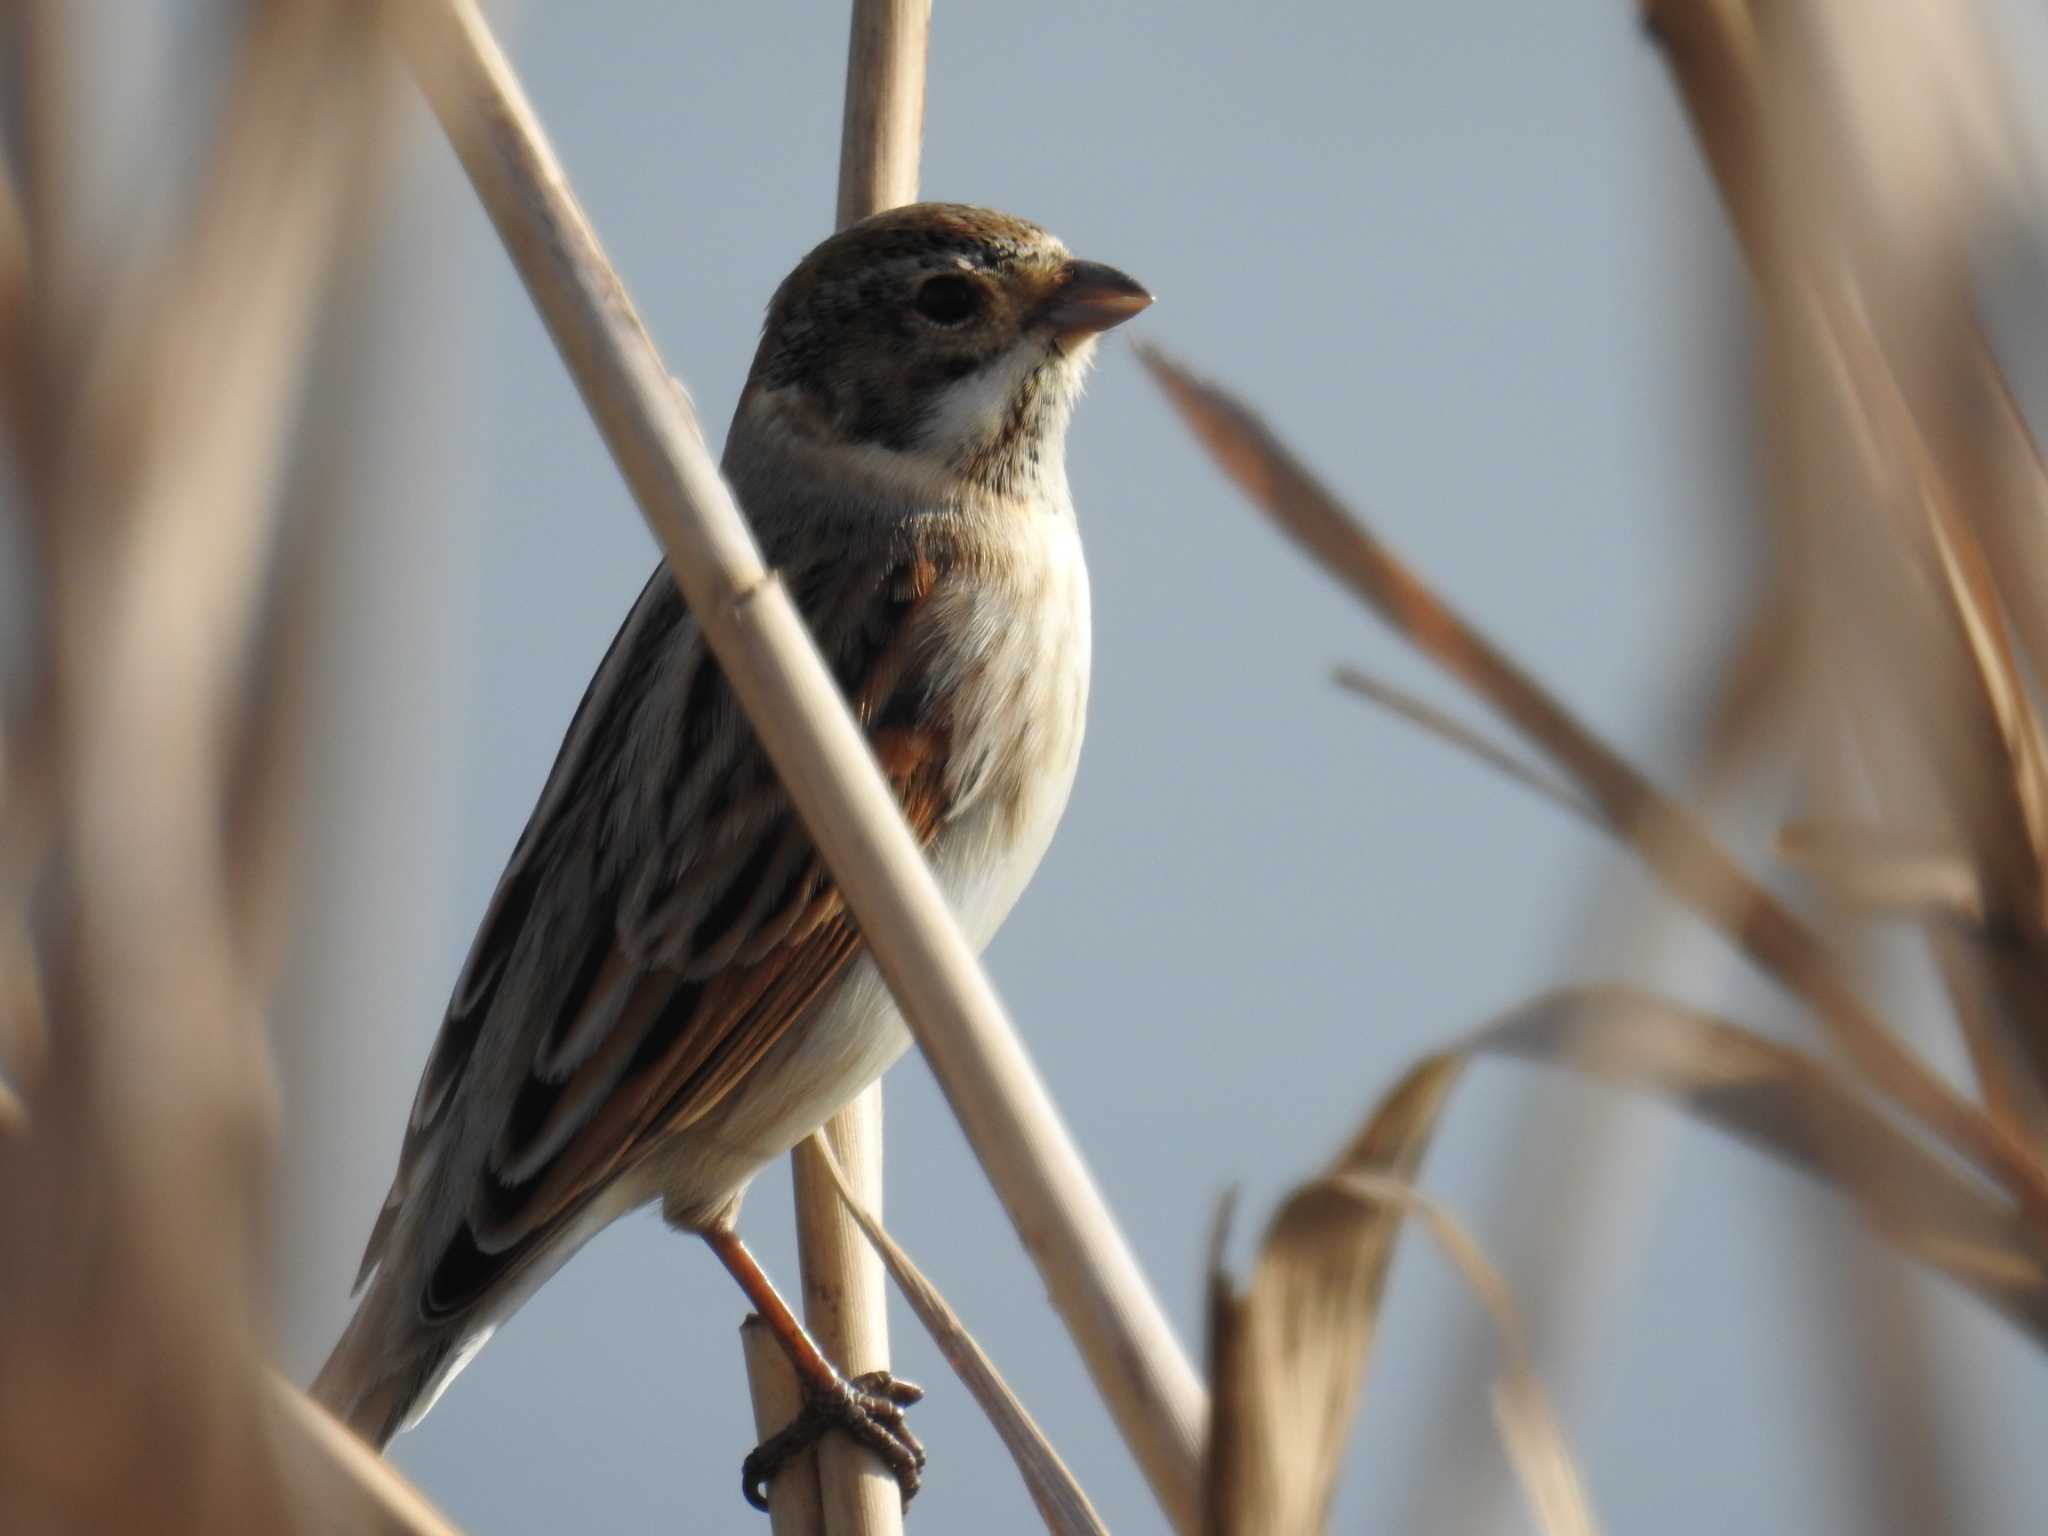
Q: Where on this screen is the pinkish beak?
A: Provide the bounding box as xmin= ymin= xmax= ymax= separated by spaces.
xmin=1040 ymin=259 xmax=1154 ymax=338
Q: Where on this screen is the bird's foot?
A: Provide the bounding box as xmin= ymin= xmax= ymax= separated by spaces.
xmin=743 ymin=1369 xmax=926 ymax=1512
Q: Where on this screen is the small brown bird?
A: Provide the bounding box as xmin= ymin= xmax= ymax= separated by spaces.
xmin=313 ymin=203 xmax=1150 ymax=1507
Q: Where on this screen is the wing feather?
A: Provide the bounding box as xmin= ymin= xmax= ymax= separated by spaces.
xmin=362 ymin=539 xmax=953 ymax=1325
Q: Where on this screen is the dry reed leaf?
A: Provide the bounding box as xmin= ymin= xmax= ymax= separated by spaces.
xmin=1679 ymin=17 xmax=2048 ymax=1517
xmin=1776 ymin=819 xmax=1986 ymax=925
xmin=1924 ymin=929 xmax=2048 ymax=1158
xmin=811 ymin=1139 xmax=1109 ymax=1536
xmin=1206 ymin=980 xmax=2047 ymax=1535
xmin=1441 ymin=987 xmax=2048 ymax=1336
xmin=1331 ymin=665 xmax=1601 ymax=833
xmin=1204 ymin=1079 xmax=1600 ymax=1536
xmin=1204 ymin=1056 xmax=1455 ymax=1535
xmin=1648 ymin=0 xmax=2048 ymax=1145
xmin=1924 ymin=502 xmax=2048 ymax=903
xmin=1137 ymin=342 xmax=2048 ymax=1224
xmin=1756 ymin=0 xmax=2048 ymax=1155
xmin=1324 ymin=1173 xmax=1598 ymax=1536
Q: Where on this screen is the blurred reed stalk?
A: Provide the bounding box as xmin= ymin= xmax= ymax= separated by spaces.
xmin=1703 ymin=3 xmax=2011 ymax=1529
xmin=394 ymin=0 xmax=1206 ymax=1528
xmin=0 ymin=4 xmax=456 ymax=1530
xmin=763 ymin=3 xmax=935 ymax=1530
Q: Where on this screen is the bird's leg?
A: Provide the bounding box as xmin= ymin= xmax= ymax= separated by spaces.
xmin=703 ymin=1225 xmax=926 ymax=1512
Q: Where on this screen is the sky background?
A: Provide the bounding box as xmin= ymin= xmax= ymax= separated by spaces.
xmin=235 ymin=2 xmax=2048 ymax=1532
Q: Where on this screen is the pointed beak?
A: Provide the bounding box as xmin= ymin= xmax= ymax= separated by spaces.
xmin=1039 ymin=259 xmax=1153 ymax=338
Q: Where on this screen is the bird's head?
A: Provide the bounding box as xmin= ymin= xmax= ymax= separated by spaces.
xmin=731 ymin=203 xmax=1150 ymax=505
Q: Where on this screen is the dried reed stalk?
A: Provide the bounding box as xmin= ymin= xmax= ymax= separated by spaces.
xmin=773 ymin=4 xmax=933 ymax=1530
xmin=395 ymin=3 xmax=1206 ymax=1528
xmin=809 ymin=1138 xmax=1109 ymax=1536
xmin=792 ymin=1100 xmax=898 ymax=1532
xmin=834 ymin=0 xmax=930 ymax=231
xmin=0 ymin=5 xmax=457 ymax=1531
xmin=745 ymin=1317 xmax=827 ymax=1536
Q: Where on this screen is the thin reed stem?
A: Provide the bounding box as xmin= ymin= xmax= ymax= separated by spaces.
xmin=783 ymin=3 xmax=932 ymax=1528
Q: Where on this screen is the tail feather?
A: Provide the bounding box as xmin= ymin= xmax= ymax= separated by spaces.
xmin=310 ymin=1275 xmax=458 ymax=1451
xmin=315 ymin=1156 xmax=643 ymax=1447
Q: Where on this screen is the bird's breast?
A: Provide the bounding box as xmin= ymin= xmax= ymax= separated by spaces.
xmin=643 ymin=513 xmax=1091 ymax=1202
xmin=922 ymin=509 xmax=1091 ymax=948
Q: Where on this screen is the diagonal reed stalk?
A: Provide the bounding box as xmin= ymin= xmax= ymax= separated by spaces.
xmin=394 ymin=2 xmax=1207 ymax=1529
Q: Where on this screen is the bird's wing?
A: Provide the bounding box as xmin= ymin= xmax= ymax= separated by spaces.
xmin=357 ymin=543 xmax=953 ymax=1320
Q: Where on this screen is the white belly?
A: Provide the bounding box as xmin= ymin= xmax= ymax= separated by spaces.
xmin=649 ymin=514 xmax=1091 ymax=1221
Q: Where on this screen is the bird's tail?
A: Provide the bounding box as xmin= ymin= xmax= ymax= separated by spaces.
xmin=310 ymin=1273 xmax=465 ymax=1451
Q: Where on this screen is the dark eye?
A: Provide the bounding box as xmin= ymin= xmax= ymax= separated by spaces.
xmin=913 ymin=274 xmax=981 ymax=326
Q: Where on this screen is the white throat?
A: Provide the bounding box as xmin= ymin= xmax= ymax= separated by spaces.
xmin=918 ymin=338 xmax=1093 ymax=496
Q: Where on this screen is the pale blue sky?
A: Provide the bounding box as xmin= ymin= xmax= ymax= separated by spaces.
xmin=260 ymin=3 xmax=2048 ymax=1532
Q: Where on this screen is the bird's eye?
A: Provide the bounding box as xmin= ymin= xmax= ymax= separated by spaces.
xmin=913 ymin=274 xmax=981 ymax=326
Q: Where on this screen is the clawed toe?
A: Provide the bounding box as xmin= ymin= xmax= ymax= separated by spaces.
xmin=743 ymin=1370 xmax=927 ymax=1513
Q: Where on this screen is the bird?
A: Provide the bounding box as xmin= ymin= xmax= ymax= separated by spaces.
xmin=312 ymin=202 xmax=1151 ymax=1510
